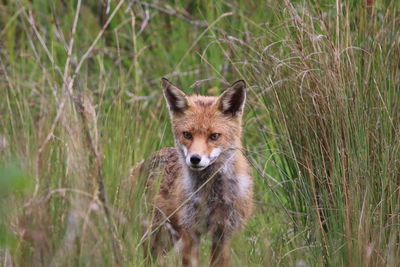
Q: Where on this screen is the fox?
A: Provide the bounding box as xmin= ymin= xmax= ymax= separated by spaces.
xmin=135 ymin=78 xmax=253 ymax=267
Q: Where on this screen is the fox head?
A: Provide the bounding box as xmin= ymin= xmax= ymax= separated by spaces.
xmin=162 ymin=78 xmax=247 ymax=171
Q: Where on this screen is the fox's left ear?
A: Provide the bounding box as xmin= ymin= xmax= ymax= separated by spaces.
xmin=217 ymin=80 xmax=247 ymax=116
xmin=162 ymin=78 xmax=188 ymax=115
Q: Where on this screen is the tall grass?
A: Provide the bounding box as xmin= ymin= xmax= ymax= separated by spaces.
xmin=233 ymin=0 xmax=400 ymax=265
xmin=0 ymin=0 xmax=399 ymax=266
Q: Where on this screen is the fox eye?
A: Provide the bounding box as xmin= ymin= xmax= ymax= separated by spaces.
xmin=183 ymin=131 xmax=192 ymax=140
xmin=209 ymin=133 xmax=220 ymax=141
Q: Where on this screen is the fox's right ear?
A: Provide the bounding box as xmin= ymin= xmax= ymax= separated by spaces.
xmin=217 ymin=80 xmax=246 ymax=116
xmin=162 ymin=78 xmax=188 ymax=115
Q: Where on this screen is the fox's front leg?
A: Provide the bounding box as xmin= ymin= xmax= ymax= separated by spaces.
xmin=210 ymin=228 xmax=230 ymax=267
xmin=181 ymin=231 xmax=200 ymax=267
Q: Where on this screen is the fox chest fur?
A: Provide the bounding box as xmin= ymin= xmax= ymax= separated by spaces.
xmin=152 ymin=147 xmax=252 ymax=238
xmin=179 ymin=157 xmax=249 ymax=235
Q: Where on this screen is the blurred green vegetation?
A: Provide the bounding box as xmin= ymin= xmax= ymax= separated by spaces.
xmin=0 ymin=161 xmax=32 ymax=248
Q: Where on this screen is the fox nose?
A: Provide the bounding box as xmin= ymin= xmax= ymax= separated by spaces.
xmin=190 ymin=154 xmax=201 ymax=165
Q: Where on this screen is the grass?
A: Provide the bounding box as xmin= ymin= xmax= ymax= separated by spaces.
xmin=1 ymin=0 xmax=399 ymax=266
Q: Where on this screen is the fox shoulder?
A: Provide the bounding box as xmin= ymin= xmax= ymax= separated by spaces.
xmin=129 ymin=148 xmax=182 ymax=196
